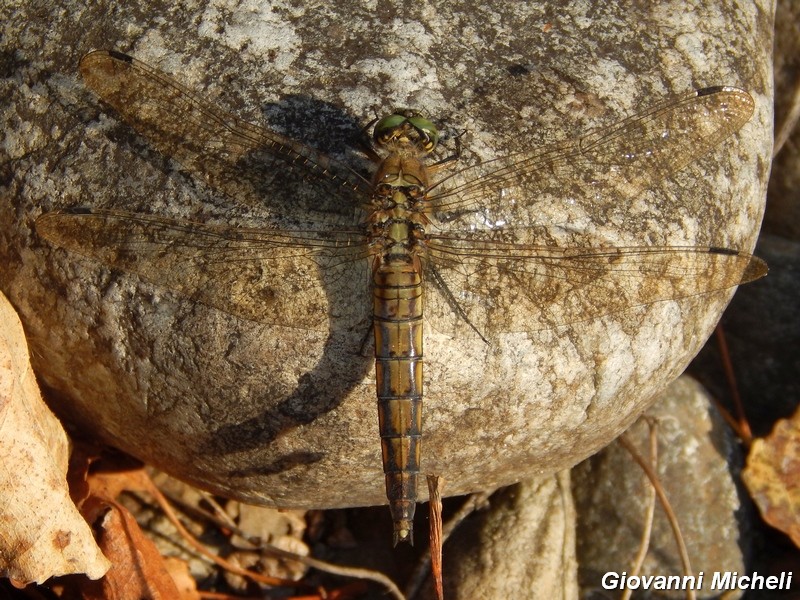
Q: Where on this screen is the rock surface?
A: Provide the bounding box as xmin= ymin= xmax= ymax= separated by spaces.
xmin=573 ymin=376 xmax=749 ymax=599
xmin=0 ymin=1 xmax=772 ymax=511
xmin=421 ymin=473 xmax=577 ymax=599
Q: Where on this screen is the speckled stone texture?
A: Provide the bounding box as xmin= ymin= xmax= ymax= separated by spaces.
xmin=0 ymin=1 xmax=772 ymax=511
xmin=574 ymin=376 xmax=749 ymax=599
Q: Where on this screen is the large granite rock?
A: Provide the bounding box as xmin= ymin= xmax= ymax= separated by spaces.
xmin=0 ymin=1 xmax=772 ymax=513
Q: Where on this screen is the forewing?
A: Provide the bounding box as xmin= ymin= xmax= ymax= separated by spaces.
xmin=36 ymin=208 xmax=370 ymax=329
xmin=424 ymin=236 xmax=767 ymax=337
xmin=79 ymin=50 xmax=371 ymax=225
xmin=429 ymin=87 xmax=755 ymax=234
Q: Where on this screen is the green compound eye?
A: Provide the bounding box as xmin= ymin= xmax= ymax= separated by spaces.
xmin=373 ymin=110 xmax=439 ymax=152
xmin=406 ymin=114 xmax=439 ymax=148
xmin=374 ymin=113 xmax=408 ymax=134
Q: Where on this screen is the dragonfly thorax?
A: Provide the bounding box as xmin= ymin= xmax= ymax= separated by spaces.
xmin=368 ymin=187 xmax=428 ymax=262
xmin=369 ymin=211 xmax=427 ymax=257
xmin=373 ymin=153 xmax=431 ymax=188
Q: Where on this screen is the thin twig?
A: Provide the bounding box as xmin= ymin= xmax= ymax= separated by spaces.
xmin=715 ymin=325 xmax=752 ymax=445
xmin=144 ymin=475 xmax=405 ymax=600
xmin=405 ymin=489 xmax=494 ymax=599
xmin=621 ymin=420 xmax=659 ymax=600
xmin=773 ymin=74 xmax=800 ymax=158
xmin=198 ymin=490 xmax=238 ymax=530
xmin=274 ymin=550 xmax=404 ymax=600
xmin=142 ymin=477 xmax=300 ymax=588
xmin=618 ymin=434 xmax=695 ymax=600
xmin=427 ymin=475 xmax=444 ymax=600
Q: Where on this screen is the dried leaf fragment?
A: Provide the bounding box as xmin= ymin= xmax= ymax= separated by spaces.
xmin=0 ymin=291 xmax=110 ymax=583
xmin=83 ymin=499 xmax=183 ymax=600
xmin=742 ymin=406 xmax=800 ymax=547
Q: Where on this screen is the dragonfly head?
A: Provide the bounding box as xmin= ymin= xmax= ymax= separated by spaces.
xmin=373 ymin=109 xmax=439 ymax=154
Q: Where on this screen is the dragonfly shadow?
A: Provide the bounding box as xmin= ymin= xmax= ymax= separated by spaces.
xmin=38 ymin=59 xmax=380 ymax=473
xmin=202 ymin=327 xmax=374 ymax=476
xmin=170 ymin=98 xmax=377 ymax=469
xmin=260 ymin=94 xmax=373 ymax=174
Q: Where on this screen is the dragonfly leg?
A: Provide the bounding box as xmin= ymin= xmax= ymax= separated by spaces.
xmin=426 ymin=263 xmax=489 ymax=344
xmin=358 ymin=116 xmax=383 ymax=162
xmin=427 ymin=128 xmax=465 ymax=174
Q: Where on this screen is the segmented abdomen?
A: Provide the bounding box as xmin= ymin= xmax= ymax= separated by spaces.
xmin=372 ymin=257 xmax=423 ymax=545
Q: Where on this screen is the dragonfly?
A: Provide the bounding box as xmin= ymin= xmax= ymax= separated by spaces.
xmin=36 ymin=49 xmax=767 ymax=545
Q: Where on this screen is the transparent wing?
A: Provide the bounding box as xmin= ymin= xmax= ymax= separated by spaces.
xmin=425 ymin=236 xmax=767 ymax=336
xmin=79 ymin=50 xmax=372 ymax=225
xmin=36 ymin=208 xmax=371 ymax=330
xmin=70 ymin=53 xmax=763 ymax=338
xmin=419 ymin=86 xmax=762 ymax=336
xmin=429 ymin=87 xmax=755 ymax=235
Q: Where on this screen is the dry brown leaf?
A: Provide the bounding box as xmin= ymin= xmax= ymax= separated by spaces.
xmin=72 ymin=463 xmax=203 ymax=599
xmin=0 ymin=291 xmax=110 ymax=583
xmin=82 ymin=461 xmax=151 ymax=513
xmin=83 ymin=500 xmax=182 ymax=600
xmin=163 ymin=556 xmax=200 ymax=600
xmin=742 ymin=405 xmax=800 ymax=547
